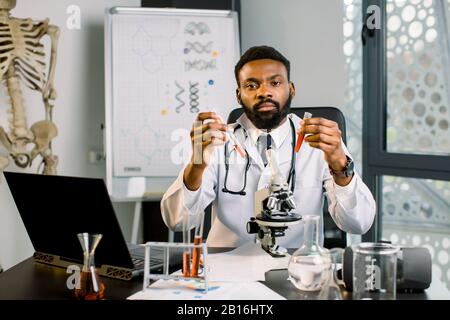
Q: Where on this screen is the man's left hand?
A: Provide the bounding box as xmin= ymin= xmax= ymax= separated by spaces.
xmin=300 ymin=117 xmax=348 ymax=176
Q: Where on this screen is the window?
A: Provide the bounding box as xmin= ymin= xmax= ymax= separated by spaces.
xmin=344 ymin=0 xmax=450 ymax=294
xmin=386 ymin=0 xmax=450 ymax=156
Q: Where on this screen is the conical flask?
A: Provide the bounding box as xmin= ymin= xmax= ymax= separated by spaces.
xmin=74 ymin=233 xmax=106 ymax=300
xmin=287 ymin=215 xmax=331 ymax=291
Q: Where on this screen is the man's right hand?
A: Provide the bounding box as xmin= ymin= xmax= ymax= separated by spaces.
xmin=183 ymin=112 xmax=228 ymax=191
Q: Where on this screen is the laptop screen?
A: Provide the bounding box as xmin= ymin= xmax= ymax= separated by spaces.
xmin=4 ymin=171 xmax=135 ymax=269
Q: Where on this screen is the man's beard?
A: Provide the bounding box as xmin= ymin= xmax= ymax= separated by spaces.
xmin=242 ymin=95 xmax=292 ymax=130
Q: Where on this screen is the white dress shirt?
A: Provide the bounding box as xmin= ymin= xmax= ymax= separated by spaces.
xmin=161 ymin=113 xmax=376 ymax=248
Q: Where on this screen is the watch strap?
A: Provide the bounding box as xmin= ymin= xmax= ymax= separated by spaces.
xmin=329 ymin=156 xmax=354 ymax=178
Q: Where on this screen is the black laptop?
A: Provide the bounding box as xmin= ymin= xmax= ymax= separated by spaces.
xmin=4 ymin=171 xmax=181 ymax=280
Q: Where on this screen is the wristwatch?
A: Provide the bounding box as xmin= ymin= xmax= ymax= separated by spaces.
xmin=329 ymin=155 xmax=354 ymax=178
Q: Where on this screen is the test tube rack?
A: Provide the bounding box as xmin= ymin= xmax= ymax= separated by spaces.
xmin=142 ymin=241 xmax=209 ymax=293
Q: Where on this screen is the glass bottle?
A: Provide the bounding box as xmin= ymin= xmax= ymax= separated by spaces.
xmin=318 ymin=248 xmax=344 ymax=300
xmin=74 ymin=233 xmax=106 ymax=300
xmin=287 ymin=215 xmax=331 ymax=291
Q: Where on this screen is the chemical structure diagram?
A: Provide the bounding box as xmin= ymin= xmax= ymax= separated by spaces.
xmin=131 ymin=20 xmax=179 ymax=74
xmin=132 ymin=104 xmax=171 ymax=165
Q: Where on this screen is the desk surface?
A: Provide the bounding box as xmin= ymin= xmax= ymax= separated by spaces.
xmin=0 ymin=255 xmax=438 ymax=300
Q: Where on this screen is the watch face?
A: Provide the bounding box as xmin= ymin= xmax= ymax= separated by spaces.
xmin=346 ymin=157 xmax=354 ymax=176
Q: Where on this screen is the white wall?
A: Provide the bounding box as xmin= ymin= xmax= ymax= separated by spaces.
xmin=0 ymin=0 xmax=139 ymax=271
xmin=240 ymin=0 xmax=345 ymax=108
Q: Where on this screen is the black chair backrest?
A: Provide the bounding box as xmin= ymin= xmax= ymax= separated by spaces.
xmin=226 ymin=106 xmax=347 ymax=248
xmin=227 ymin=106 xmax=347 ymax=144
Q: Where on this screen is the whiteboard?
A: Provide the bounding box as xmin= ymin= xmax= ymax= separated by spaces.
xmin=105 ymin=7 xmax=240 ymax=200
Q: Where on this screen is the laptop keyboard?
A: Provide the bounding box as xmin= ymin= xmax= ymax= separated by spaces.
xmin=131 ymin=256 xmax=163 ymax=270
xmin=132 ymin=257 xmax=144 ymax=268
xmin=128 ymin=244 xmax=182 ymax=271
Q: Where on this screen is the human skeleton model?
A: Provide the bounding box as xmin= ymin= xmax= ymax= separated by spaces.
xmin=0 ymin=0 xmax=59 ymax=175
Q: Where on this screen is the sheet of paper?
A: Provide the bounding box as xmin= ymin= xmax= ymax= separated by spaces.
xmin=127 ymin=279 xmax=286 ymax=300
xmin=205 ymin=243 xmax=289 ymax=282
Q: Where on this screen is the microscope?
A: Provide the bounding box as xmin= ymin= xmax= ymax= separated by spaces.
xmin=246 ymin=148 xmax=302 ymax=257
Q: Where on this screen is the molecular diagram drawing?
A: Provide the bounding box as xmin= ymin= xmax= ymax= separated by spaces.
xmin=185 ymin=59 xmax=217 ymax=71
xmin=131 ymin=20 xmax=179 ymax=74
xmin=189 ymin=81 xmax=200 ymax=114
xmin=184 ymin=22 xmax=210 ymax=35
xmin=184 ymin=41 xmax=213 ymax=54
xmin=174 ymin=81 xmax=185 ymax=113
xmin=135 ymin=126 xmax=171 ymax=165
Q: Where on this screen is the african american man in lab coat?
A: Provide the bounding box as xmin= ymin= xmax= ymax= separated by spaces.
xmin=161 ymin=46 xmax=376 ymax=248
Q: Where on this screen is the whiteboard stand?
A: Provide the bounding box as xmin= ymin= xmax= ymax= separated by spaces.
xmin=130 ymin=199 xmax=176 ymax=244
xmin=131 ymin=201 xmax=142 ymax=244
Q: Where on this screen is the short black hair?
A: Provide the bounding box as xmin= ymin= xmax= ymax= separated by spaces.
xmin=234 ymin=45 xmax=291 ymax=86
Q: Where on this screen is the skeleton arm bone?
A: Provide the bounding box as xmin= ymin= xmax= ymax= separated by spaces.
xmin=42 ymin=24 xmax=59 ymax=120
xmin=0 ymin=127 xmax=12 ymax=171
xmin=0 ymin=126 xmax=13 ymax=152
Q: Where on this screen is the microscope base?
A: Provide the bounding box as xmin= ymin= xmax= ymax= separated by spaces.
xmin=258 ymin=225 xmax=290 ymax=258
xmin=262 ymin=244 xmax=288 ymax=257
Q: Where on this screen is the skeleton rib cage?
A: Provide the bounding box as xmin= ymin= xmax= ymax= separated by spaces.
xmin=0 ymin=13 xmax=59 ymax=175
xmin=0 ymin=18 xmax=48 ymax=92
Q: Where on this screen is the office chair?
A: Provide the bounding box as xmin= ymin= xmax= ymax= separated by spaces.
xmin=202 ymin=107 xmax=347 ymax=249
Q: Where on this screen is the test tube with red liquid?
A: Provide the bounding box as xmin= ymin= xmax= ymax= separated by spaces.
xmin=295 ymin=112 xmax=312 ymax=153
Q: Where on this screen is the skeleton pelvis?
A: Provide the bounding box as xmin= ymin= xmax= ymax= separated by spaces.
xmin=0 ymin=120 xmax=57 ymax=168
xmin=30 ymin=120 xmax=58 ymax=149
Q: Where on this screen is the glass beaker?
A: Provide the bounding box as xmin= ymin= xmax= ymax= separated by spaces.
xmin=287 ymin=215 xmax=331 ymax=291
xmin=74 ymin=233 xmax=106 ymax=300
xmin=352 ymin=242 xmax=399 ymax=300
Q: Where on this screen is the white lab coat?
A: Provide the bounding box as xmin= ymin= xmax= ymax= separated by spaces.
xmin=161 ymin=113 xmax=376 ymax=248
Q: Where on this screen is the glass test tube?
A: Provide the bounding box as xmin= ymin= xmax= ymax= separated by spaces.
xmin=182 ymin=211 xmax=191 ymax=277
xmin=191 ymin=211 xmax=205 ymax=277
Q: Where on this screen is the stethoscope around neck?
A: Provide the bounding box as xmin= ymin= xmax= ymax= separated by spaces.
xmin=222 ymin=117 xmax=297 ymax=196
